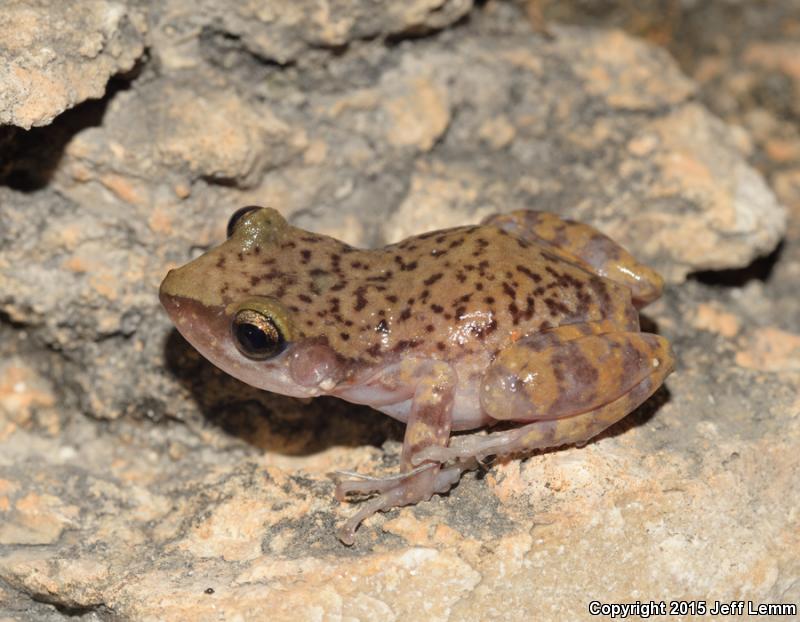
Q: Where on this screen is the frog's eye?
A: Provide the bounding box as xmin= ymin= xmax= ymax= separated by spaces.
xmin=227 ymin=206 xmax=262 ymax=238
xmin=232 ymin=308 xmax=286 ymax=360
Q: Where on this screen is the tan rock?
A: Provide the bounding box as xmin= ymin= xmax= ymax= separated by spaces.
xmin=2 ymin=2 xmax=799 ymax=619
xmin=478 ymin=116 xmax=516 ymax=149
xmin=205 ymin=0 xmax=473 ymax=65
xmin=0 ymin=358 xmax=56 ymax=426
xmin=742 ymin=41 xmax=800 ymax=81
xmin=383 ymin=163 xmax=496 ymax=242
xmin=566 ymin=27 xmax=695 ymax=110
xmin=735 ymin=327 xmax=800 ymax=372
xmin=156 ymin=86 xmax=304 ymax=185
xmin=385 ymin=77 xmax=450 ymax=151
xmin=691 ymin=303 xmax=741 ymax=338
xmin=0 ymin=492 xmax=79 ymax=546
xmin=0 ymin=0 xmax=147 ymax=128
xmin=643 ymin=104 xmax=785 ymax=279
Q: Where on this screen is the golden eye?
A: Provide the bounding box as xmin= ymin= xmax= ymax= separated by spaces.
xmin=227 ymin=206 xmax=262 ymax=238
xmin=232 ymin=308 xmax=286 ymax=360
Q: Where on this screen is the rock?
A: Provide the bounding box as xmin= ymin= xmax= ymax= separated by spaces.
xmin=192 ymin=0 xmax=474 ymax=66
xmin=641 ymin=103 xmax=786 ymax=280
xmin=2 ymin=1 xmax=799 ymax=620
xmin=0 ymin=0 xmax=147 ymax=129
xmin=735 ymin=327 xmax=800 ymax=372
xmin=6 ymin=16 xmax=787 ymax=420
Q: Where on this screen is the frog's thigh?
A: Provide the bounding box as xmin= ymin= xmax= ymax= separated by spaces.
xmin=413 ymin=332 xmax=673 ymax=465
xmin=481 ymin=330 xmax=674 ymax=422
xmin=483 ymin=210 xmax=663 ymax=307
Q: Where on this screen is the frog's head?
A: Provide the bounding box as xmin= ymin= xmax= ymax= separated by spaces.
xmin=159 ymin=207 xmax=345 ymax=397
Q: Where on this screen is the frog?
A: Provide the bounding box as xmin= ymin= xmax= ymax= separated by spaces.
xmin=159 ymin=206 xmax=675 ymax=544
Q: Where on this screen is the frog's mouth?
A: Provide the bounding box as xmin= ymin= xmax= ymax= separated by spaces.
xmin=159 ymin=285 xmax=321 ymax=399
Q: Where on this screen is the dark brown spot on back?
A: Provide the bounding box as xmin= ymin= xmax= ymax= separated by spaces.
xmin=393 ymin=339 xmax=421 ymax=352
xmin=354 ymin=286 xmax=368 ymax=311
xmin=367 ymin=271 xmax=393 ymax=282
xmin=423 ymin=273 xmax=443 ymax=287
xmin=516 ymin=264 xmax=543 ymax=283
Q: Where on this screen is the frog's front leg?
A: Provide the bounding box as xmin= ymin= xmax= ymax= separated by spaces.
xmin=413 ymin=325 xmax=674 ymax=465
xmin=483 ymin=210 xmax=663 ymax=308
xmin=335 ymin=361 xmax=463 ymax=545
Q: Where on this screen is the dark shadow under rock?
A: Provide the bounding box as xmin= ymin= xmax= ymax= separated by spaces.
xmin=689 ymin=240 xmax=784 ymax=288
xmin=162 ymin=328 xmax=403 ymax=456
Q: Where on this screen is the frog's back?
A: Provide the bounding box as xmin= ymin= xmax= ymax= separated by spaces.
xmin=195 ymin=218 xmax=637 ymax=366
xmin=294 ymin=224 xmax=634 ymax=365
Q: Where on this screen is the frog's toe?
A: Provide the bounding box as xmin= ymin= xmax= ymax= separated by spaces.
xmin=335 ymin=463 xmax=467 ymax=544
xmin=334 ymin=475 xmax=393 ymax=500
xmin=410 ymin=445 xmax=481 ymax=465
xmin=334 ymin=464 xmax=432 ymax=499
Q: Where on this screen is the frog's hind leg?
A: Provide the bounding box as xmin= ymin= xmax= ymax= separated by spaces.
xmin=335 ymin=361 xmax=461 ymax=545
xmin=413 ymin=371 xmax=663 ymax=464
xmin=412 ymin=328 xmax=675 ymax=465
xmin=483 ymin=210 xmax=663 ymax=307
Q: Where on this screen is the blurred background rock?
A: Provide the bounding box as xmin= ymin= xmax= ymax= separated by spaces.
xmin=0 ymin=1 xmax=797 ymax=619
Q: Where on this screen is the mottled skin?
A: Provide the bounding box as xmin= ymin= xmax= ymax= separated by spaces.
xmin=160 ymin=207 xmax=675 ymax=544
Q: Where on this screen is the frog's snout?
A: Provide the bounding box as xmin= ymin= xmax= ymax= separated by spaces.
xmin=159 ymin=269 xmax=181 ymax=316
xmin=159 ymin=266 xmax=203 ymax=322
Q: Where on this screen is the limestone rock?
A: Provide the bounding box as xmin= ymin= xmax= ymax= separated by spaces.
xmin=0 ymin=0 xmax=147 ymax=129
xmin=1 ymin=22 xmax=786 ymax=421
xmin=197 ymin=0 xmax=474 ymax=66
xmin=1 ymin=1 xmax=798 ymax=620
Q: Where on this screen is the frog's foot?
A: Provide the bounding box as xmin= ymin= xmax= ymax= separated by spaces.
xmin=334 ymin=463 xmax=432 ymax=499
xmin=414 ymin=328 xmax=675 ymax=465
xmin=336 ymin=461 xmax=474 ymax=545
xmin=336 ymin=360 xmax=458 ymax=544
xmin=482 ymin=210 xmax=663 ymax=307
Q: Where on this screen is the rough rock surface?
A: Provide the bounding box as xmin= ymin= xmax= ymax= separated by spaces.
xmin=1 ymin=1 xmax=798 ymax=620
xmin=0 ymin=7 xmax=786 ymax=423
xmin=0 ymin=0 xmax=147 ymax=129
